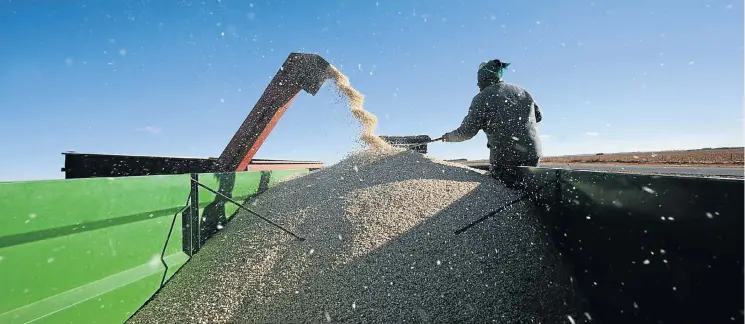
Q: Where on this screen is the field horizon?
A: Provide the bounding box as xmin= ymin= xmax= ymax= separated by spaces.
xmin=452 ymin=147 xmax=744 ymax=167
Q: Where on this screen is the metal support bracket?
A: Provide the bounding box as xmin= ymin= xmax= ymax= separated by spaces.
xmin=182 ymin=173 xmax=201 ymax=256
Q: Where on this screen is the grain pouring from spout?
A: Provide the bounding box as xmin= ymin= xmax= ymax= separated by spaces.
xmin=327 ymin=65 xmax=393 ymax=150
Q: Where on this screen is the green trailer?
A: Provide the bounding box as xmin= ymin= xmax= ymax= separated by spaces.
xmin=0 ymin=169 xmax=312 ymax=323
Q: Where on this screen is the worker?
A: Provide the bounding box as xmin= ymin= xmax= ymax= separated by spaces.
xmin=440 ymin=59 xmax=543 ymax=189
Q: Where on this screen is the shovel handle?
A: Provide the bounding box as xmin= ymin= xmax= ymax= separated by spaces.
xmin=400 ymin=137 xmax=443 ymax=148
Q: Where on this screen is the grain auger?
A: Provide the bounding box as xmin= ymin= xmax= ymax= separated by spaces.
xmin=216 ymin=53 xmax=334 ymax=172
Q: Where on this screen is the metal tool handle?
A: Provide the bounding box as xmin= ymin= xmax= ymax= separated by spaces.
xmin=400 ymin=137 xmax=443 ymax=148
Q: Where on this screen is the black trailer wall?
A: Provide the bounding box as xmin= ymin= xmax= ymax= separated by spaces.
xmin=62 ymin=153 xmax=219 ymax=179
xmin=519 ymin=167 xmax=744 ymax=323
xmin=61 ymin=153 xmax=323 ymax=179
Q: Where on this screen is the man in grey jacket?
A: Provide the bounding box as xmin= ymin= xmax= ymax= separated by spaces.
xmin=441 ymin=59 xmax=543 ymax=188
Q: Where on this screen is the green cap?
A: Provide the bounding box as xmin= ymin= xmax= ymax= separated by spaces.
xmin=478 ymin=59 xmax=511 ymax=80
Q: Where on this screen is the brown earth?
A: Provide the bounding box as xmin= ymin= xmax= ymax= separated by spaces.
xmin=539 ymin=162 xmax=743 ymax=168
xmin=455 ymin=148 xmax=744 ymax=168
xmin=541 ymin=147 xmax=743 ymax=167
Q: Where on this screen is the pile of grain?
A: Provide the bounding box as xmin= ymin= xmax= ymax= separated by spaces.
xmin=128 ymin=148 xmax=583 ymax=324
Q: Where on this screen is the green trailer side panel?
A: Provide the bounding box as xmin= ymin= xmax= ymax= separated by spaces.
xmin=0 ymin=175 xmax=191 ymax=240
xmin=195 ymin=171 xmax=263 ymax=223
xmin=32 ymin=275 xmax=160 ymax=324
xmin=7 ymin=261 xmax=165 ymax=324
xmin=0 ymin=168 xmax=310 ymax=324
xmin=222 ymin=171 xmax=263 ymax=220
xmin=0 ymin=174 xmax=192 ymax=320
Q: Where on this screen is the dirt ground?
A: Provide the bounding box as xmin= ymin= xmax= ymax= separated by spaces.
xmin=539 ymin=162 xmax=743 ymax=168
xmin=456 ymin=148 xmax=744 ymax=168
xmin=540 ymin=147 xmax=743 ymax=166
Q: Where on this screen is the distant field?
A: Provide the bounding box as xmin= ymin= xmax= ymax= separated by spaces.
xmin=453 ymin=147 xmax=744 ymax=167
xmin=542 ymin=147 xmax=743 ymax=166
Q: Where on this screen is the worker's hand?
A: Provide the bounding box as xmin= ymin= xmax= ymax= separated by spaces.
xmin=441 ymin=134 xmax=452 ymax=142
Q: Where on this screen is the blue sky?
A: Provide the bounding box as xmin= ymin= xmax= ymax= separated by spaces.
xmin=0 ymin=0 xmax=742 ymax=181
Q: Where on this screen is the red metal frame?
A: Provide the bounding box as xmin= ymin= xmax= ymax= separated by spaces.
xmin=235 ymin=94 xmax=299 ymax=171
xmin=216 ymin=53 xmax=331 ymax=172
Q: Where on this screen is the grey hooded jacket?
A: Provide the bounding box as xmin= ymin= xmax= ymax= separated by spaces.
xmin=444 ymin=82 xmax=543 ymax=166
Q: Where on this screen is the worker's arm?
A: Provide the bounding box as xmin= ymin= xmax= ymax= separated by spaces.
xmin=442 ymin=95 xmax=483 ymax=142
xmin=534 ymin=102 xmax=543 ymax=123
xmin=526 ymin=91 xmax=542 ymax=123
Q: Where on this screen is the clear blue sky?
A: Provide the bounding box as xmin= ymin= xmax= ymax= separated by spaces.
xmin=1 ymin=0 xmax=742 ymax=181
